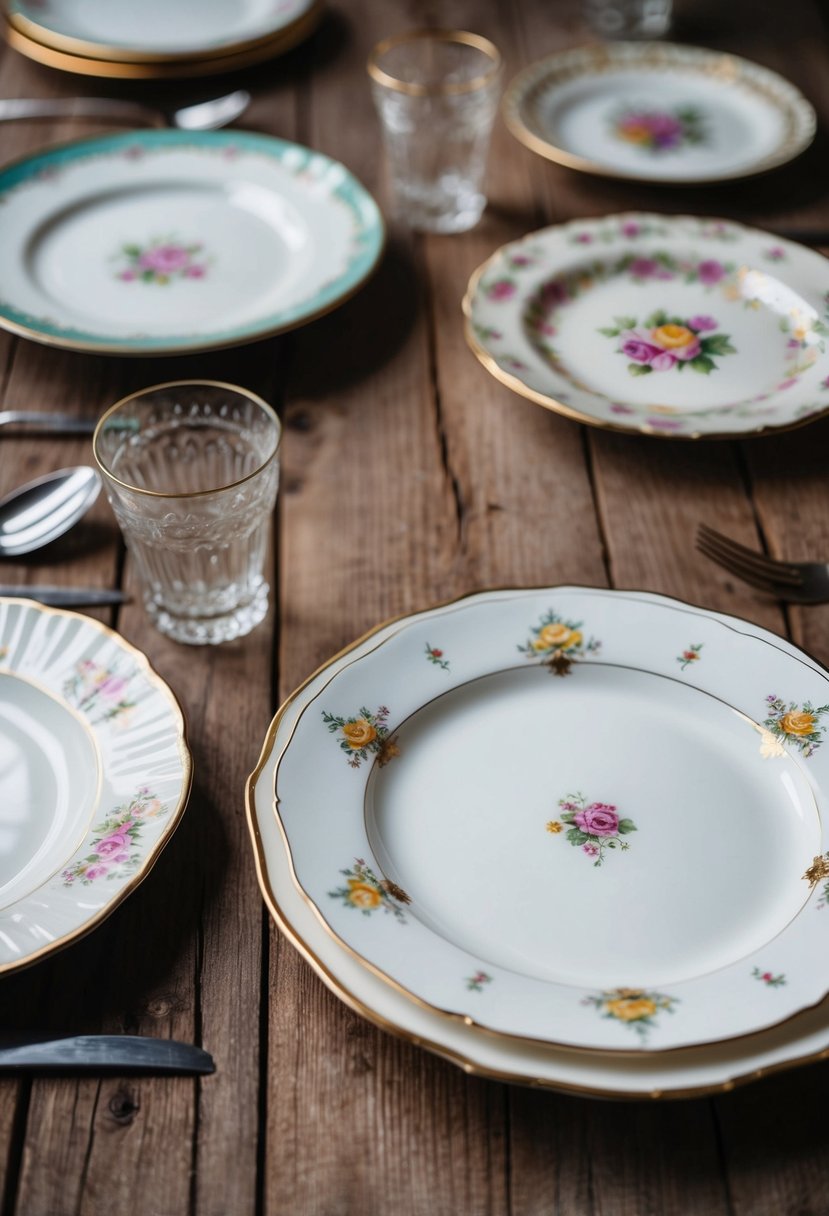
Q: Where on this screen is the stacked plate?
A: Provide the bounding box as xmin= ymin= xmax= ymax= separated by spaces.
xmin=4 ymin=0 xmax=323 ymax=77
xmin=247 ymin=586 xmax=829 ymax=1098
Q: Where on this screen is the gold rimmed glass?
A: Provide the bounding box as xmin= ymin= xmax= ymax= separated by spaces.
xmin=368 ymin=29 xmax=502 ymax=233
xmin=94 ymin=380 xmax=281 ymax=645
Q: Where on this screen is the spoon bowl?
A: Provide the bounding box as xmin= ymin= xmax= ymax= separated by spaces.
xmin=0 ymin=467 xmax=101 ymax=556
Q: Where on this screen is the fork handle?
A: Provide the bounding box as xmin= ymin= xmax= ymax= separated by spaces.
xmin=0 ymin=99 xmax=165 ymax=128
xmin=0 ymin=412 xmax=97 ymax=434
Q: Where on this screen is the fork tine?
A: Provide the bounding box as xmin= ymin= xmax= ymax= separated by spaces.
xmin=696 ymin=539 xmax=796 ymax=597
xmin=696 ymin=525 xmax=804 ymax=586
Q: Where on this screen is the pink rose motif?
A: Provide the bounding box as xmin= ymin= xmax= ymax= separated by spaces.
xmin=98 ymin=675 xmax=127 ymax=699
xmin=574 ymin=802 xmax=620 ymax=836
xmin=184 ymin=265 xmax=206 ymax=278
xmin=647 ymin=418 xmax=683 ymax=430
xmin=96 ymin=831 xmax=130 ymax=858
xmin=541 ymin=280 xmax=568 ymax=307
xmin=582 ymin=843 xmax=599 ymax=857
xmin=84 ymin=864 xmax=109 ymax=881
xmin=688 ymin=315 xmax=717 ymax=332
xmin=621 ymin=337 xmax=660 ymax=363
xmin=119 ymin=269 xmax=137 ymax=282
xmin=650 ymin=351 xmax=678 ymax=371
xmin=574 ymin=232 xmax=593 ymax=244
xmin=673 ymin=337 xmax=702 ymax=361
xmin=621 ymin=221 xmax=640 ymax=237
xmin=766 ymin=247 xmax=784 ymax=260
xmin=610 ymin=403 xmax=635 ymax=414
xmin=487 ymin=279 xmax=516 ymax=302
xmin=776 ymin=378 xmax=797 ymax=391
xmin=698 ymin=259 xmax=725 ymax=285
xmin=629 ymin=257 xmax=659 ymax=278
xmin=139 ymin=245 xmax=191 ymax=273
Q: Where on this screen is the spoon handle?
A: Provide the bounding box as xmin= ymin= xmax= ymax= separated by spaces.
xmin=0 ymin=412 xmax=97 ymax=435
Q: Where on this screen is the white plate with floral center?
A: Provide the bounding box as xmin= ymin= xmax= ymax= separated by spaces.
xmin=265 ymin=586 xmax=829 ymax=1053
xmin=502 ymin=43 xmax=815 ymax=185
xmin=249 ymin=606 xmax=829 ymax=1096
xmin=0 ymin=129 xmax=384 ymax=355
xmin=0 ymin=598 xmax=191 ymax=975
xmin=464 ymin=213 xmax=829 ymax=439
xmin=6 ymin=0 xmax=318 ymax=61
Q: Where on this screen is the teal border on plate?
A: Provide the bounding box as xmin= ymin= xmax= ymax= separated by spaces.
xmin=0 ymin=129 xmax=386 ymax=354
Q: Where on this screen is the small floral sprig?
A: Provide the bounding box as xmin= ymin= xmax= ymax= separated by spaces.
xmin=518 ymin=609 xmax=600 ymax=676
xmin=61 ymin=787 xmax=167 ymax=886
xmin=582 ymin=988 xmax=678 ymax=1042
xmin=425 ymin=643 xmax=450 ymax=671
xmin=611 ymin=105 xmax=706 ymax=153
xmin=328 ymin=858 xmax=409 ymax=921
xmin=548 ymin=792 xmax=636 ymax=867
xmin=466 ymin=971 xmax=492 ymax=993
xmin=752 ymin=966 xmax=786 ymax=987
xmin=599 ymin=310 xmax=736 ymax=377
xmin=322 ymin=705 xmax=399 ymax=769
xmin=63 ymin=659 xmax=135 ymax=724
xmin=677 ymin=643 xmax=703 ymax=670
xmin=114 ymin=237 xmax=209 ymax=285
xmin=763 ymin=695 xmax=829 ymax=758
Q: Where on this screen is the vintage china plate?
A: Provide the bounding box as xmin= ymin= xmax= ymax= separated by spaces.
xmin=464 ymin=213 xmax=829 ymax=439
xmin=0 ymin=130 xmax=384 ymax=355
xmin=502 ymin=43 xmax=815 ymax=185
xmin=261 ymin=587 xmax=829 ymax=1054
xmin=0 ymin=598 xmax=191 ymax=975
xmin=6 ymin=0 xmax=319 ymax=62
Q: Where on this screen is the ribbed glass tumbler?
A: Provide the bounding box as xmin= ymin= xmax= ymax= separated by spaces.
xmin=94 ymin=380 xmax=281 ymax=645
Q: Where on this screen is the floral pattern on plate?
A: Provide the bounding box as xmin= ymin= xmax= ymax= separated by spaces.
xmin=582 ymin=988 xmax=679 ymax=1042
xmin=115 ymin=237 xmax=209 ymax=285
xmin=611 ymin=105 xmax=707 ymax=153
xmin=547 ymin=792 xmax=636 ymax=867
xmin=518 ymin=609 xmax=600 ymax=675
xmin=752 ymin=967 xmax=786 ymax=987
xmin=61 ymin=787 xmax=168 ymax=886
xmin=424 ymin=643 xmax=450 ymax=671
xmin=599 ymin=311 xmax=736 ymax=377
xmin=322 ymin=705 xmax=400 ymax=769
xmin=328 ymin=858 xmax=409 ymax=921
xmin=678 ymin=643 xmax=703 ymax=670
xmin=466 ymin=971 xmax=493 ymax=992
xmin=63 ymin=659 xmax=135 ymax=724
xmin=763 ymin=695 xmax=829 ymax=758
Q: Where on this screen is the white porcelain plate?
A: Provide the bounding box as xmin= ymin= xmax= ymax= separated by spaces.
xmin=263 ymin=587 xmax=829 ymax=1053
xmin=0 ymin=598 xmax=191 ymax=975
xmin=503 ymin=43 xmax=815 ymax=184
xmin=8 ymin=0 xmax=317 ymax=59
xmin=464 ymin=213 xmax=829 ymax=439
xmin=0 ymin=130 xmax=384 ymax=355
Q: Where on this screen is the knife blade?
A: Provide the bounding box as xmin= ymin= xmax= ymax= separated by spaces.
xmin=0 ymin=586 xmax=128 ymax=607
xmin=0 ymin=1035 xmax=215 ymax=1074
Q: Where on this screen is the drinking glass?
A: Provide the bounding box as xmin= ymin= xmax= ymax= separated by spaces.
xmin=368 ymin=29 xmax=502 ymax=234
xmin=94 ymin=381 xmax=281 ymax=645
xmin=583 ymin=0 xmax=672 ymax=38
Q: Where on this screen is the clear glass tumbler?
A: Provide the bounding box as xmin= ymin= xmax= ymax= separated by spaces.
xmin=368 ymin=29 xmax=502 ymax=234
xmin=583 ymin=0 xmax=672 ymax=38
xmin=94 ymin=381 xmax=281 ymax=645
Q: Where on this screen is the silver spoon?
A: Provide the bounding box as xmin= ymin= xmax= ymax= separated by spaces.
xmin=0 ymin=89 xmax=251 ymax=131
xmin=0 ymin=467 xmax=101 ymax=557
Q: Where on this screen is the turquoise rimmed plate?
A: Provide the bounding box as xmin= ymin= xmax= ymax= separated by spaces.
xmin=0 ymin=129 xmax=385 ymax=355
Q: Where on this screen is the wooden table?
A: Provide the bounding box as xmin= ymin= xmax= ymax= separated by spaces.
xmin=2 ymin=0 xmax=829 ymax=1211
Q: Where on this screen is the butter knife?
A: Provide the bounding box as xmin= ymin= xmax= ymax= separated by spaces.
xmin=0 ymin=1035 xmax=215 ymax=1074
xmin=0 ymin=586 xmax=128 ymax=607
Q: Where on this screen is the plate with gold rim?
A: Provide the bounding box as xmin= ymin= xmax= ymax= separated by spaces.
xmin=262 ymin=586 xmax=829 ymax=1053
xmin=0 ymin=598 xmax=191 ymax=975
xmin=464 ymin=213 xmax=829 ymax=439
xmin=249 ymin=619 xmax=829 ymax=1098
xmin=6 ymin=0 xmax=320 ymax=63
xmin=502 ymin=43 xmax=815 ymax=185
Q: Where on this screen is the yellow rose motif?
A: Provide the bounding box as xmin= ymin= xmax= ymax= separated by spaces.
xmin=606 ymin=996 xmax=657 ymax=1022
xmin=650 ymin=324 xmax=695 ymax=350
xmin=534 ymin=622 xmax=575 ymax=652
xmin=341 ymin=719 xmax=377 ymax=749
xmin=779 ymin=710 xmax=815 ymax=737
xmin=618 ymin=122 xmax=652 ymax=144
xmin=546 ymin=820 xmax=563 ymax=834
xmin=347 ymin=880 xmax=381 ymax=910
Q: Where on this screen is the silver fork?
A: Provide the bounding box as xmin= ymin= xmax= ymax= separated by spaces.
xmin=0 ymin=411 xmax=96 ymax=435
xmin=696 ymin=524 xmax=829 ymax=603
xmin=0 ymin=90 xmax=250 ymax=131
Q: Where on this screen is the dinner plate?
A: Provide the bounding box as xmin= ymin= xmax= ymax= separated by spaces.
xmin=0 ymin=130 xmax=384 ymax=355
xmin=4 ymin=3 xmax=323 ymax=78
xmin=464 ymin=213 xmax=829 ymax=439
xmin=261 ymin=586 xmax=829 ymax=1053
xmin=0 ymin=598 xmax=191 ymax=975
xmin=247 ymin=589 xmax=829 ymax=1096
xmin=502 ymin=43 xmax=815 ymax=185
xmin=6 ymin=0 xmax=319 ymax=62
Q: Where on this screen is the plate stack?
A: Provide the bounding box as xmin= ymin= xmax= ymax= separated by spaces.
xmin=4 ymin=0 xmax=323 ymax=77
xmin=247 ymin=586 xmax=829 ymax=1099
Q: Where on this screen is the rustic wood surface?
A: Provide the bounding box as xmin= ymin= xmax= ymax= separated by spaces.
xmin=1 ymin=0 xmax=829 ymax=1212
